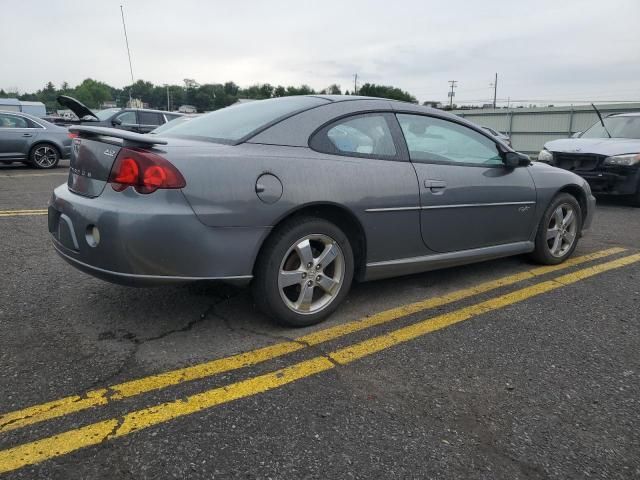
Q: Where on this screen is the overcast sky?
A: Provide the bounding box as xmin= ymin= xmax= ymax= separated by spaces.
xmin=2 ymin=0 xmax=639 ymax=106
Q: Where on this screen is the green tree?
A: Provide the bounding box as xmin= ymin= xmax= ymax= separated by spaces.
xmin=70 ymin=78 xmax=112 ymax=108
xmin=357 ymin=83 xmax=417 ymax=103
xmin=321 ymin=84 xmax=341 ymax=95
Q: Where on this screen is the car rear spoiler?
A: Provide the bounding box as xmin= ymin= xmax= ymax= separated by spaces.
xmin=69 ymin=126 xmax=168 ymax=147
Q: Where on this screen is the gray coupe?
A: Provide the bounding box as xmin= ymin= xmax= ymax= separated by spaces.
xmin=49 ymin=96 xmax=595 ymax=326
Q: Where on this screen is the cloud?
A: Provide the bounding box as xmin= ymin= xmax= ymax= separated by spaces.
xmin=1 ymin=0 xmax=639 ymax=105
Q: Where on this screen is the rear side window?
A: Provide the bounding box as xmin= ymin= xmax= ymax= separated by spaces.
xmin=310 ymin=114 xmax=397 ymax=159
xmin=139 ymin=111 xmax=164 ymax=126
xmin=162 ymin=96 xmax=328 ymax=143
xmin=0 ymin=114 xmax=28 ymax=128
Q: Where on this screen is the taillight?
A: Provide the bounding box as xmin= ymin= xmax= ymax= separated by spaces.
xmin=67 ymin=132 xmax=78 ymax=139
xmin=108 ymin=147 xmax=186 ymax=194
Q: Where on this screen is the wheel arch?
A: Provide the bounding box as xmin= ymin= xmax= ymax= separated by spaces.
xmin=557 ymin=184 xmax=588 ymax=223
xmin=28 ymin=141 xmax=61 ymax=163
xmin=255 ymin=202 xmax=368 ymax=281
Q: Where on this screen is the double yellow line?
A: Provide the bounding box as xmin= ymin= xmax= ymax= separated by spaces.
xmin=0 ymin=247 xmax=638 ymax=473
xmin=0 ymin=209 xmax=47 ymax=218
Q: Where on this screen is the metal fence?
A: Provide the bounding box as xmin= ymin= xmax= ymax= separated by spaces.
xmin=452 ymin=103 xmax=640 ymax=156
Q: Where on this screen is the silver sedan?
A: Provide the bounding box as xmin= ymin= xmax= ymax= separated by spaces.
xmin=49 ymin=96 xmax=595 ymax=326
xmin=0 ymin=111 xmax=72 ymax=168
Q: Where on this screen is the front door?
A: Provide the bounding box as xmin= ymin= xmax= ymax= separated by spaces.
xmin=112 ymin=110 xmax=139 ymax=132
xmin=395 ymin=113 xmax=537 ymax=253
xmin=0 ymin=113 xmax=35 ymax=160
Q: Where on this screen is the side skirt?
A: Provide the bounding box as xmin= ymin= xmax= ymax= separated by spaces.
xmin=363 ymin=241 xmax=535 ymax=281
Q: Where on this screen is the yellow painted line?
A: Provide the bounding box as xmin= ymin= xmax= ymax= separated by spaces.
xmin=0 ymin=247 xmax=626 ymax=434
xmin=1 ymin=252 xmax=638 ymax=474
xmin=0 ymin=209 xmax=48 ymax=217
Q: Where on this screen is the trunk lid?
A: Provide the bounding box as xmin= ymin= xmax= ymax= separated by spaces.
xmin=57 ymin=95 xmax=99 ymax=121
xmin=67 ymin=126 xmax=169 ymax=197
xmin=68 ymin=137 xmax=122 ymax=197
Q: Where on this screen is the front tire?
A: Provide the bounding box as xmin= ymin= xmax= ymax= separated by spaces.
xmin=253 ymin=216 xmax=354 ymax=327
xmin=30 ymin=143 xmax=60 ymax=169
xmin=530 ymin=193 xmax=582 ymax=265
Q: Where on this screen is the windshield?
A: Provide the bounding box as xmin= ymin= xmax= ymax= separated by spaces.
xmin=581 ymin=116 xmax=640 ymax=139
xmin=94 ymin=108 xmax=120 ymax=121
xmin=161 ymin=96 xmax=328 ymax=143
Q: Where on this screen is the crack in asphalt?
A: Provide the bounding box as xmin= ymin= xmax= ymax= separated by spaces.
xmin=88 ymin=291 xmax=241 ymax=390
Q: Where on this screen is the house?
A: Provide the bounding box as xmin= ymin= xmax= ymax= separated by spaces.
xmin=0 ymin=98 xmax=46 ymax=117
xmin=178 ymin=104 xmax=197 ymax=113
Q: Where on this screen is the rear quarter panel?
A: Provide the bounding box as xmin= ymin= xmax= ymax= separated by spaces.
xmin=170 ymin=143 xmax=427 ymax=263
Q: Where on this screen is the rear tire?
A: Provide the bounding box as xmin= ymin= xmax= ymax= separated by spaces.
xmin=530 ymin=193 xmax=582 ymax=265
xmin=252 ymin=216 xmax=354 ymax=327
xmin=29 ymin=143 xmax=60 ymax=169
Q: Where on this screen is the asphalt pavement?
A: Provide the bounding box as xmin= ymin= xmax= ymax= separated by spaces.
xmin=0 ymin=162 xmax=638 ymax=479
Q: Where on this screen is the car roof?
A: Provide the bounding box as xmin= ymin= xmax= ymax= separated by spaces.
xmin=247 ymin=95 xmax=494 ymax=147
xmin=0 ymin=110 xmax=41 ymax=121
xmin=0 ymin=110 xmax=57 ymax=128
xmin=609 ymin=112 xmax=640 ymax=117
xmin=127 ymin=108 xmax=185 ymax=115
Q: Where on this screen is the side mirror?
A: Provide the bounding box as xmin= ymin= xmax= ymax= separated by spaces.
xmin=112 ymin=118 xmax=122 ymax=126
xmin=571 ymin=131 xmax=582 ymax=138
xmin=503 ymin=151 xmax=531 ymax=168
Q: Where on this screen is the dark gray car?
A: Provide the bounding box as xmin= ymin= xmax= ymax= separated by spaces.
xmin=56 ymin=96 xmax=183 ymax=134
xmin=49 ymin=96 xmax=595 ymax=326
xmin=0 ymin=111 xmax=72 ymax=168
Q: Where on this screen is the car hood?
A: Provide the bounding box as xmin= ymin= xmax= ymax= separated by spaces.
xmin=544 ymin=137 xmax=640 ymax=156
xmin=57 ymin=95 xmax=99 ymax=121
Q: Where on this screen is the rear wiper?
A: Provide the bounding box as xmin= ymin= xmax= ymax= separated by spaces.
xmin=591 ymin=103 xmax=612 ymax=138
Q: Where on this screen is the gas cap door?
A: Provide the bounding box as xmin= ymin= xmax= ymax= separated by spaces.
xmin=255 ymin=173 xmax=283 ymax=204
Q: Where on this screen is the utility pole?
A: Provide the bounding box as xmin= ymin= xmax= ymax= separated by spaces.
xmin=448 ymin=80 xmax=458 ymax=109
xmin=164 ymin=84 xmax=170 ymax=111
xmin=120 ymin=5 xmax=135 ymax=105
xmin=353 ymin=73 xmax=358 ymax=95
xmin=491 ymin=72 xmax=498 ymax=108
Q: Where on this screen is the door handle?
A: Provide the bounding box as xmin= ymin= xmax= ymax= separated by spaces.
xmin=424 ymin=179 xmax=447 ymax=190
xmin=22 ymin=133 xmax=33 ymax=137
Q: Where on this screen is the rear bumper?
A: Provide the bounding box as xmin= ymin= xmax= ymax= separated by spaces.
xmin=579 ymin=167 xmax=640 ymax=196
xmin=49 ymin=184 xmax=270 ymax=286
xmin=61 ymin=145 xmax=72 ymax=159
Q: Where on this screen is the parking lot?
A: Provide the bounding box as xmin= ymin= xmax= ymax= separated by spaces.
xmin=0 ymin=163 xmax=638 ymax=479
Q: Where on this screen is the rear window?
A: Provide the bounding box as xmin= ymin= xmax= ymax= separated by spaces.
xmin=161 ymin=96 xmax=328 ymax=143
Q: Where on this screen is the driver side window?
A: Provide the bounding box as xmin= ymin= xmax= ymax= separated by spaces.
xmin=397 ymin=114 xmax=502 ymax=166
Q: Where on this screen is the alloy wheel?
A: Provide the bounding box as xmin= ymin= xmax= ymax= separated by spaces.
xmin=546 ymin=203 xmax=578 ymax=257
xmin=33 ymin=146 xmax=58 ymax=168
xmin=278 ymin=234 xmax=345 ymax=315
